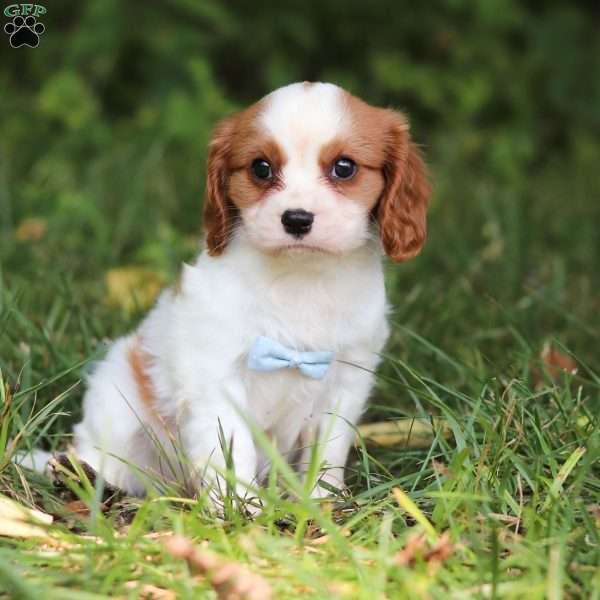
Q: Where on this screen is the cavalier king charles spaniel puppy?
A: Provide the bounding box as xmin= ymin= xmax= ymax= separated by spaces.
xmin=51 ymin=82 xmax=430 ymax=506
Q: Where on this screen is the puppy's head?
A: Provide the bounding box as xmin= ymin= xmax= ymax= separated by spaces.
xmin=204 ymin=82 xmax=430 ymax=261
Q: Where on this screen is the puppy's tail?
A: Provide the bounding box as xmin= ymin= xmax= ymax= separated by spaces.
xmin=12 ymin=449 xmax=53 ymax=473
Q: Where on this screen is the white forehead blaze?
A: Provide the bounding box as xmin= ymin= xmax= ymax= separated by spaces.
xmin=258 ymin=82 xmax=350 ymax=160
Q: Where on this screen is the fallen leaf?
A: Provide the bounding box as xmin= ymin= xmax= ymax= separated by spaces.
xmin=0 ymin=495 xmax=53 ymax=539
xmin=63 ymin=500 xmax=108 ymax=517
xmin=15 ymin=217 xmax=47 ymax=242
xmin=309 ymin=534 xmax=331 ymax=545
xmin=309 ymin=528 xmax=350 ymax=545
xmin=166 ymin=535 xmax=272 ymax=600
xmin=105 ymin=267 xmax=166 ymax=313
xmin=356 ymin=418 xmax=449 ymax=448
xmin=537 ymin=343 xmax=578 ymax=382
xmin=423 ymin=531 xmax=454 ymax=564
xmin=394 ymin=532 xmax=428 ymax=566
xmin=124 ymin=582 xmax=176 ymax=600
xmin=394 ymin=530 xmax=454 ymax=571
xmin=0 ymin=517 xmax=51 ymax=539
xmin=0 ymin=496 xmax=53 ymax=525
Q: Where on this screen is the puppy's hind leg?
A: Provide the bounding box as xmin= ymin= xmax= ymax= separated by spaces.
xmin=72 ymin=336 xmax=167 ymax=496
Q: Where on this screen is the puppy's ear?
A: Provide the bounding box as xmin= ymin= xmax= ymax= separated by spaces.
xmin=204 ymin=115 xmax=238 ymax=256
xmin=376 ymin=111 xmax=431 ymax=262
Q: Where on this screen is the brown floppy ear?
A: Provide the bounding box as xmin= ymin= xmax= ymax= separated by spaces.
xmin=376 ymin=111 xmax=431 ymax=262
xmin=204 ymin=115 xmax=238 ymax=256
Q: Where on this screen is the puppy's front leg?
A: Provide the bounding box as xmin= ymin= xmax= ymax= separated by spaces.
xmin=180 ymin=377 xmax=258 ymax=508
xmin=302 ymin=365 xmax=377 ymax=498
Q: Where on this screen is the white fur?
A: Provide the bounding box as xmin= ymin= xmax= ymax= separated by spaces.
xmin=69 ymin=83 xmax=391 ymax=501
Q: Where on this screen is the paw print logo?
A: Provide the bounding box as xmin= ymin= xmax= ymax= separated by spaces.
xmin=4 ymin=15 xmax=45 ymax=48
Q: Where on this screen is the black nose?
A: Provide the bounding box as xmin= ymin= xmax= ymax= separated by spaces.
xmin=281 ymin=209 xmax=314 ymax=237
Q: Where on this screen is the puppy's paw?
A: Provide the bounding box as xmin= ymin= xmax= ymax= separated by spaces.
xmin=49 ymin=453 xmax=123 ymax=503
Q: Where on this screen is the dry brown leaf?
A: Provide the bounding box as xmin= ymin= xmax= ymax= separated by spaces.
xmin=0 ymin=497 xmax=52 ymax=539
xmin=105 ymin=267 xmax=166 ymax=313
xmin=0 ymin=496 xmax=53 ymax=525
xmin=538 ymin=343 xmax=578 ymax=381
xmin=124 ymin=582 xmax=176 ymax=600
xmin=15 ymin=217 xmax=47 ymax=242
xmin=166 ymin=535 xmax=272 ymax=600
xmin=356 ymin=418 xmax=449 ymax=448
xmin=309 ymin=534 xmax=331 ymax=545
xmin=394 ymin=532 xmax=428 ymax=566
xmin=0 ymin=517 xmax=51 ymax=539
xmin=63 ymin=500 xmax=109 ymax=517
xmin=424 ymin=531 xmax=454 ymax=565
xmin=64 ymin=500 xmax=89 ymax=516
xmin=394 ymin=530 xmax=454 ymax=571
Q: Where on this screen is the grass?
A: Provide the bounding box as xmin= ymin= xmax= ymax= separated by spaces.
xmin=0 ymin=148 xmax=599 ymax=598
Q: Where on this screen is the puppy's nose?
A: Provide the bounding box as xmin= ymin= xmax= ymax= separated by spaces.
xmin=281 ymin=209 xmax=314 ymax=237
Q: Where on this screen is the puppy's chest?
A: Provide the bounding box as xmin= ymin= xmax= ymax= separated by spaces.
xmin=251 ymin=275 xmax=359 ymax=349
xmin=242 ymin=276 xmax=371 ymax=430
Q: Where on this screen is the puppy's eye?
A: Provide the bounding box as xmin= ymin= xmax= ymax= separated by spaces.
xmin=331 ymin=157 xmax=357 ymax=180
xmin=251 ymin=159 xmax=273 ymax=181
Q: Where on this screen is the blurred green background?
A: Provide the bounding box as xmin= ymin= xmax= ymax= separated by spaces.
xmin=1 ymin=0 xmax=599 ymax=424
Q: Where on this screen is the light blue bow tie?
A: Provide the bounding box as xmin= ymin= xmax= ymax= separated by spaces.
xmin=247 ymin=336 xmax=334 ymax=380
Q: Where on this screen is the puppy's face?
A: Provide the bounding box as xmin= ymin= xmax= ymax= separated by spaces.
xmin=204 ymin=82 xmax=430 ymax=261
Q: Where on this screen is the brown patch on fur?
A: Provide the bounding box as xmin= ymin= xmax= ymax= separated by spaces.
xmin=338 ymin=91 xmax=431 ymax=262
xmin=319 ymin=97 xmax=394 ymax=170
xmin=204 ymin=115 xmax=243 ymax=256
xmin=376 ymin=112 xmax=430 ymax=262
xmin=228 ymin=137 xmax=287 ymax=208
xmin=128 ymin=339 xmax=162 ymax=423
xmin=204 ymin=101 xmax=287 ymax=255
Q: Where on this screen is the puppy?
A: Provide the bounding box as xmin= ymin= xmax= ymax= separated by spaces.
xmin=69 ymin=82 xmax=430 ymax=503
